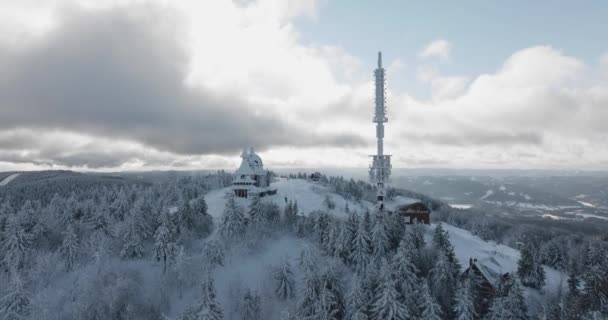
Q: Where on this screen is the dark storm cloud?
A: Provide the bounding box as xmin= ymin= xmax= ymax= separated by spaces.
xmin=0 ymin=5 xmax=365 ymax=165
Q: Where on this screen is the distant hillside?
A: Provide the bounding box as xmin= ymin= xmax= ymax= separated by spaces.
xmin=0 ymin=170 xmax=147 ymax=205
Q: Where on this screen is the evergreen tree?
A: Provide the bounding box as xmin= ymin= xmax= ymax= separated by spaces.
xmin=274 ymin=258 xmax=296 ymax=300
xmin=391 ymin=238 xmax=419 ymax=312
xmin=430 ymin=251 xmax=458 ymax=318
xmin=518 ymin=242 xmax=545 ymax=289
xmin=154 ymin=211 xmax=177 ymax=274
xmin=454 ymin=279 xmax=476 ymax=320
xmin=247 ymin=194 xmax=263 ymax=225
xmin=0 ymin=273 xmax=29 ymax=320
xmin=0 ymin=215 xmax=32 ymax=270
xmin=432 ymin=223 xmax=460 ymax=269
xmin=181 ymin=271 xmax=223 ymax=320
xmin=241 ymin=289 xmax=262 ymax=320
xmin=204 ymin=240 xmax=225 ymax=269
xmin=371 ymin=259 xmax=408 ymax=320
xmin=349 ymin=218 xmax=371 ymax=274
xmin=59 ymin=223 xmax=79 ymax=271
xmin=503 ymin=279 xmax=528 ymax=320
xmin=563 ymin=262 xmax=582 ymax=320
xmin=486 ymin=278 xmax=528 ymax=320
xmin=326 ymin=220 xmax=340 ymax=255
xmin=120 ymin=201 xmax=149 ymax=259
xmin=346 ymin=276 xmax=370 ymax=320
xmin=297 ymin=261 xmax=320 ymax=318
xmin=409 ymin=223 xmax=426 ymax=250
xmin=86 ymin=200 xmax=112 ymax=237
xmin=218 ymin=193 xmax=245 ymax=243
xmin=333 ymin=223 xmax=349 ymax=260
xmin=371 ymin=215 xmax=390 ymax=259
xmin=191 ymin=195 xmax=213 ymax=236
xmin=419 ymin=282 xmax=442 ymax=320
xmin=283 ymin=201 xmax=297 ymax=230
xmin=314 ymin=286 xmax=340 ymax=320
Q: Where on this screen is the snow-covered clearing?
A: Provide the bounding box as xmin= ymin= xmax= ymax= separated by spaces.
xmin=205 ymin=178 xmax=374 ymax=219
xmin=577 ymin=200 xmax=596 ymax=208
xmin=480 ymin=189 xmax=494 ymax=200
xmin=0 ymin=173 xmax=20 ymax=186
xmin=449 ymin=204 xmax=473 ymax=209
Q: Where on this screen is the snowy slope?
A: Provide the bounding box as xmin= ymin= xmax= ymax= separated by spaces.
xmin=0 ymin=173 xmax=20 ymax=186
xmin=426 ymin=223 xmax=567 ymax=311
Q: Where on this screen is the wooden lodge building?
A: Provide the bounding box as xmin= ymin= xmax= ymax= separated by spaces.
xmin=395 ymin=201 xmax=431 ymax=224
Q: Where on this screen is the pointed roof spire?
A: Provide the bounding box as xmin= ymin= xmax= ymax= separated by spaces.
xmin=241 ymin=147 xmax=249 ymax=158
xmin=378 ymin=51 xmax=382 ymax=68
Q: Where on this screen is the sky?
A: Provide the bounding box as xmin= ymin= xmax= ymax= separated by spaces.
xmin=0 ymin=0 xmax=607 ymax=171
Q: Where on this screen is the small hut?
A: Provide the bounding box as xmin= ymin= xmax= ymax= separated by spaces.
xmin=462 ymin=257 xmax=511 ymax=316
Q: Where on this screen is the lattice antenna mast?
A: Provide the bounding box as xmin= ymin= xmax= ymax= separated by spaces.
xmin=369 ymin=51 xmax=392 ymax=211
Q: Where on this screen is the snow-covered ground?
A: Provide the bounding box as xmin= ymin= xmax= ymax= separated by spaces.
xmin=449 ymin=204 xmax=473 ymax=209
xmin=0 ymin=173 xmax=20 ymax=186
xmin=206 ymin=178 xmax=376 ymax=219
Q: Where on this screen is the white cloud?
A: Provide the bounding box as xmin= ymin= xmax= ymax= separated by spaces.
xmin=419 ymin=39 xmax=452 ymax=62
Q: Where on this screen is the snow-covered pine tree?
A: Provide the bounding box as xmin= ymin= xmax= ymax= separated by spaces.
xmin=362 ymin=210 xmax=372 ymax=234
xmin=241 ymin=289 xmax=262 ymax=320
xmin=419 ymin=281 xmax=442 ymax=320
xmin=314 ymin=285 xmax=340 ymax=320
xmin=562 ymin=262 xmax=582 ymax=320
xmin=181 ymin=270 xmax=223 ymax=320
xmin=319 ymin=265 xmax=345 ymax=319
xmin=453 ymin=279 xmax=476 ymax=320
xmin=154 ymin=211 xmax=177 ymax=274
xmin=370 ymin=259 xmax=408 ymax=320
xmin=326 ymin=220 xmax=340 ymax=255
xmin=503 ymin=279 xmax=528 ymax=320
xmin=486 ymin=278 xmax=528 ymax=320
xmin=274 ymin=257 xmax=295 ymax=300
xmin=391 ymin=238 xmax=419 ymax=313
xmin=430 ymin=250 xmax=457 ymax=319
xmin=385 ymin=212 xmax=405 ymax=251
xmin=0 ymin=273 xmax=29 ymax=320
xmin=247 ymin=194 xmax=263 ymax=226
xmin=349 ymin=218 xmax=371 ymax=274
xmin=284 ymin=201 xmax=297 ymax=230
xmin=86 ymin=199 xmax=112 ymax=237
xmin=203 ymin=240 xmax=225 ymax=269
xmin=59 ymin=223 xmax=79 ymax=271
xmin=120 ymin=200 xmax=149 ymax=259
xmin=0 ymin=215 xmax=32 ymax=270
xmin=346 ymin=276 xmax=370 ymax=320
xmin=432 ymin=223 xmax=460 ymax=270
xmin=409 ymin=222 xmax=426 ymax=250
xmin=312 ymin=211 xmax=330 ymax=248
xmin=371 ymin=215 xmax=390 ymax=259
xmin=518 ymin=242 xmax=545 ymax=289
xmin=218 ymin=193 xmax=245 ymax=244
xmin=344 ymin=211 xmax=359 ymax=252
xmin=333 ymin=223 xmax=349 ymax=260
xmin=297 ymin=259 xmax=321 ymax=318
xmin=191 ymin=195 xmax=212 ymax=237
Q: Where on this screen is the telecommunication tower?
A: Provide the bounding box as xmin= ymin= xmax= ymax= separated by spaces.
xmin=369 ymin=52 xmax=392 ymax=211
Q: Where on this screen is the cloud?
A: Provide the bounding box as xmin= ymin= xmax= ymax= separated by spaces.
xmin=419 ymin=39 xmax=452 ymax=62
xmin=393 ymin=46 xmax=608 ymax=168
xmin=0 ymin=4 xmax=365 ymax=168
